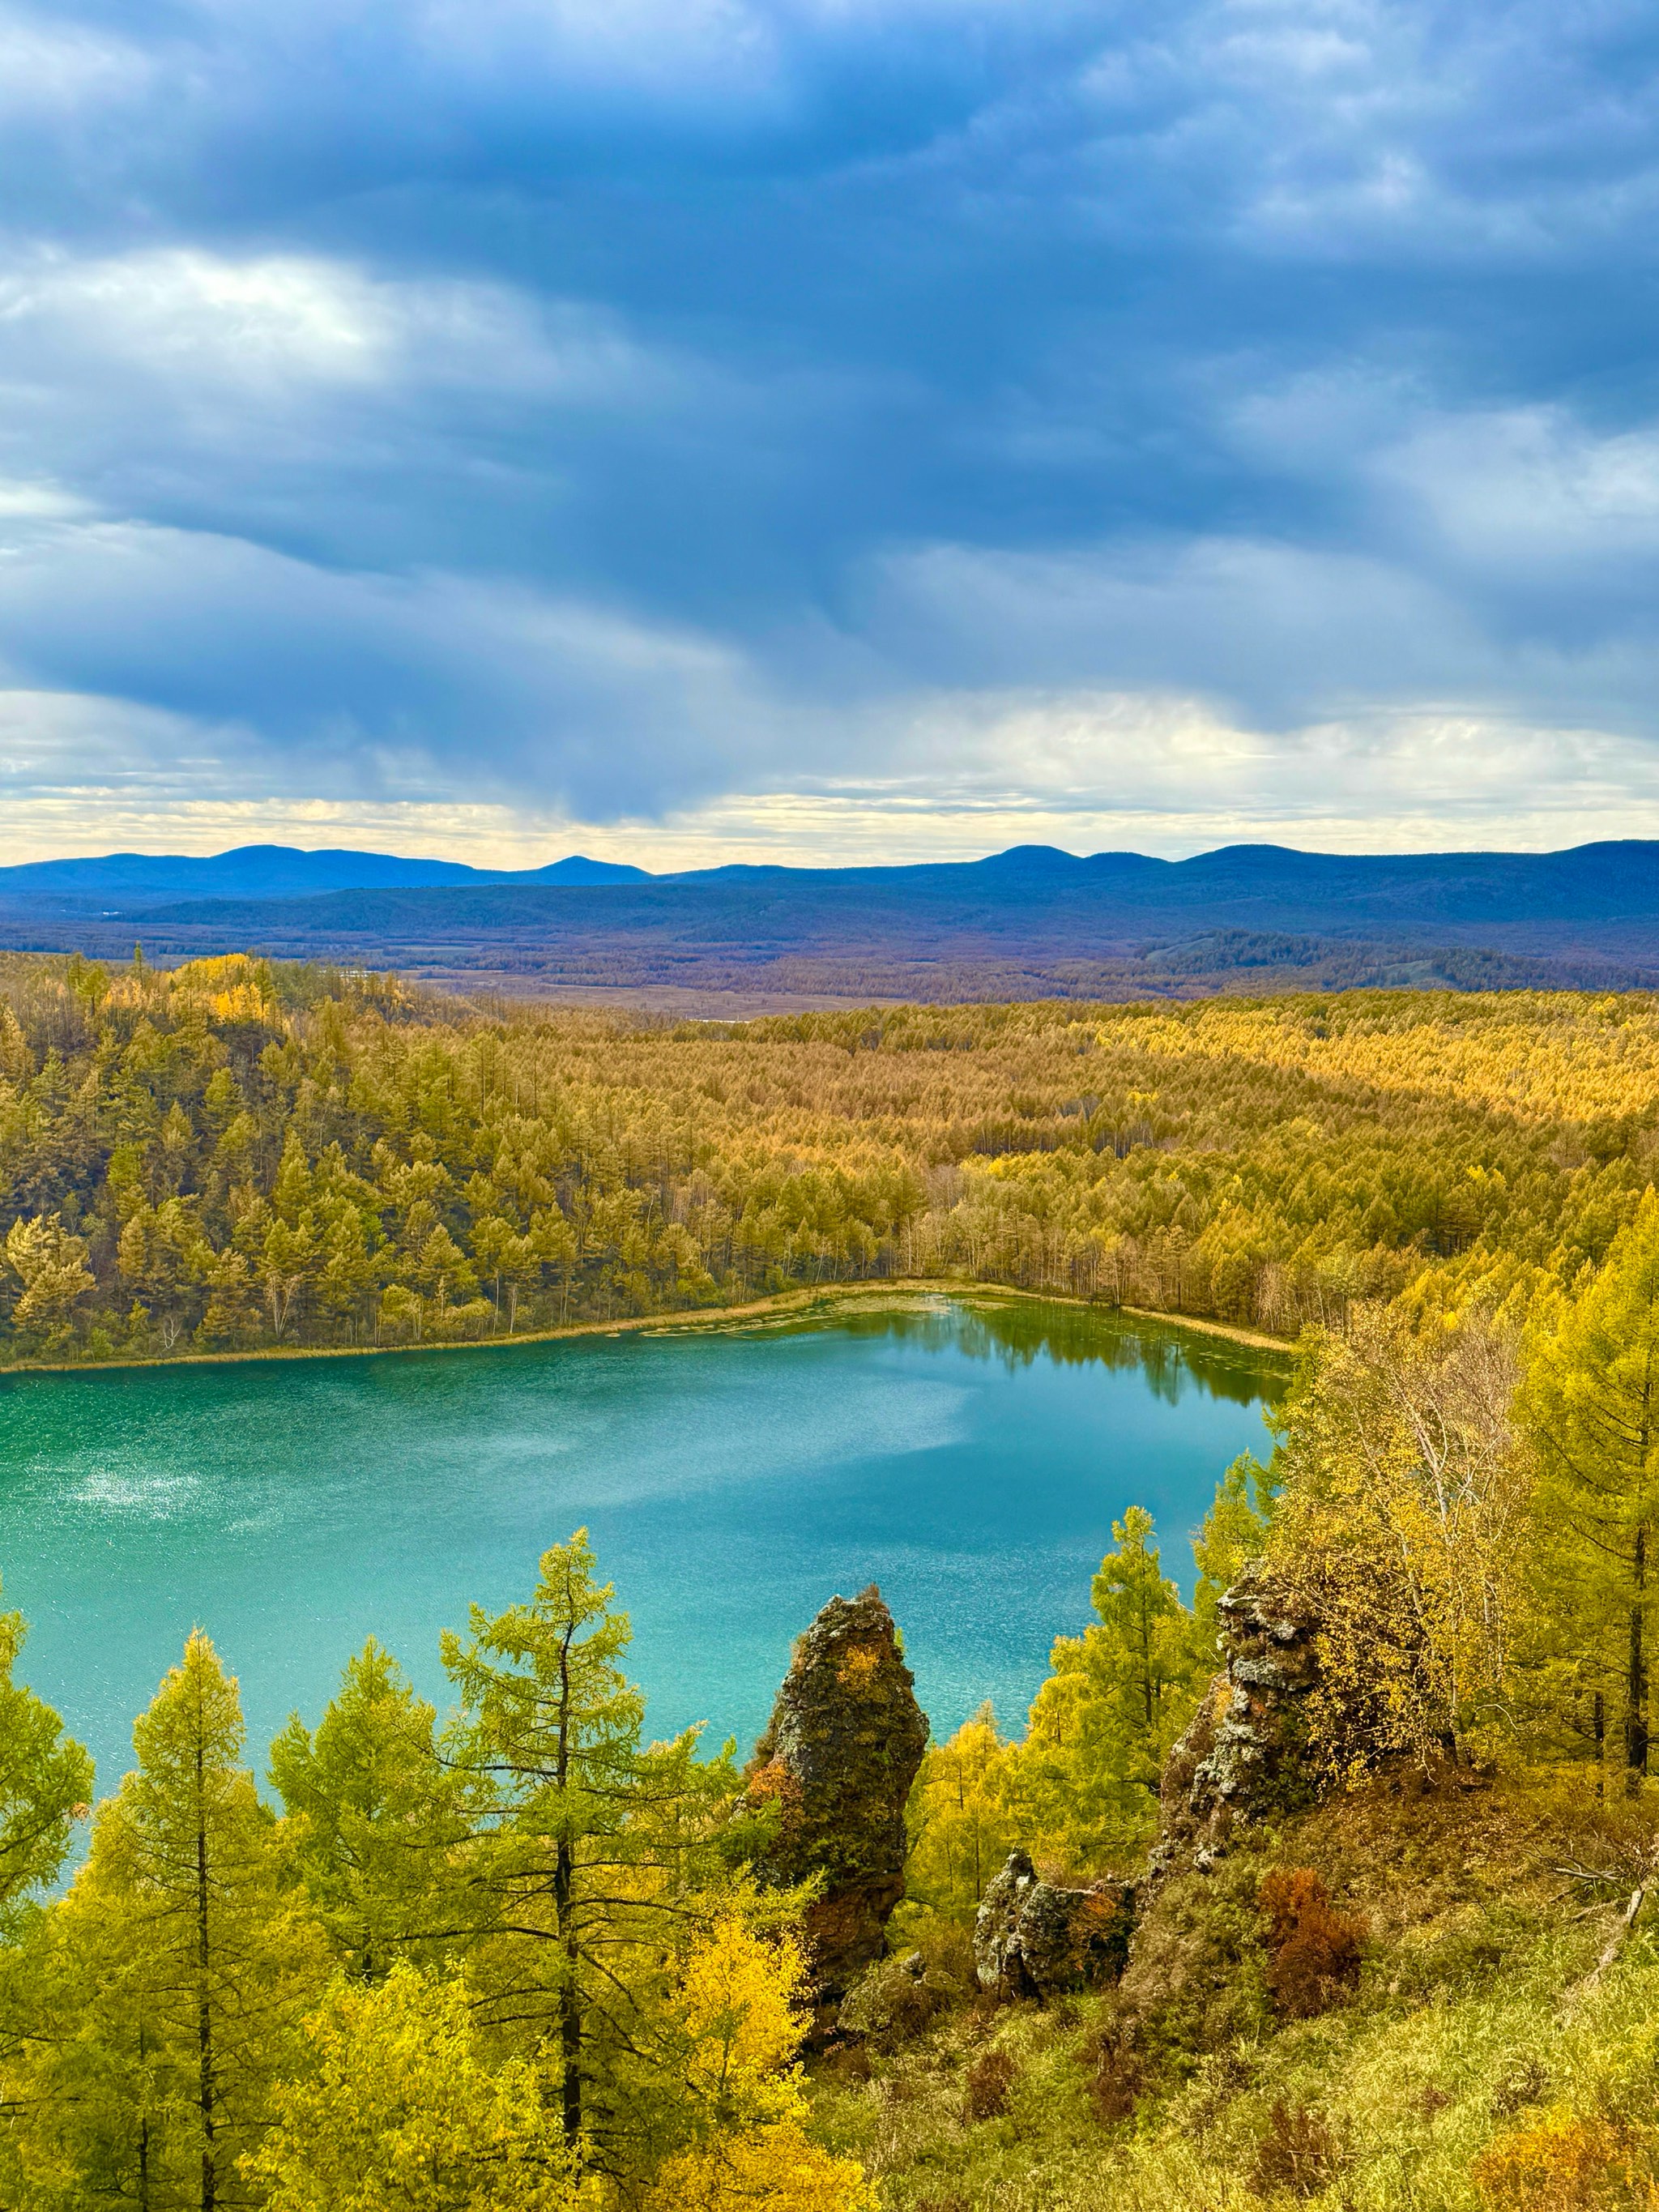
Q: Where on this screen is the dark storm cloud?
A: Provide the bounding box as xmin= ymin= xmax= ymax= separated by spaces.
xmin=2 ymin=0 xmax=1657 ymax=827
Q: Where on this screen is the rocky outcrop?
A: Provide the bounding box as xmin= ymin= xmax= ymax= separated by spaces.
xmin=748 ymin=1585 xmax=929 ymax=1997
xmin=974 ymin=1850 xmax=1135 ymax=2001
xmin=1151 ymin=1561 xmax=1320 ymax=1877
xmin=838 ymin=1947 xmax=966 ymax=2048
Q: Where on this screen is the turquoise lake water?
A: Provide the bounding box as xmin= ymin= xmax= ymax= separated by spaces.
xmin=0 ymin=1297 xmax=1284 ymax=1797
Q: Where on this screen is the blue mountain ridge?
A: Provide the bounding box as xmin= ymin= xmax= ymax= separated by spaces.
xmin=5 ymin=838 xmax=1655 ymax=929
xmin=3 ymin=839 xmax=1656 ymax=1000
xmin=0 ymin=845 xmax=649 ymax=902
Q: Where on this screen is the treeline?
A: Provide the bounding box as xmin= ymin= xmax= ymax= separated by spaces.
xmin=3 ymin=950 xmax=1659 ymax=1360
xmin=0 ymin=1532 xmax=873 ymax=2210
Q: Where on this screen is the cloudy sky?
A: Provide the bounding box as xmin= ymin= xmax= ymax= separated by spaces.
xmin=2 ymin=0 xmax=1657 ymax=866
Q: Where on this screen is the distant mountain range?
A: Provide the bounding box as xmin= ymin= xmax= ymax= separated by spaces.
xmin=0 ymin=844 xmax=648 ymax=903
xmin=1 ymin=839 xmax=1655 ymax=1008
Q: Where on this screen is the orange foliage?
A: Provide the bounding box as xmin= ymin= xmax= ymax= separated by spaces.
xmin=1259 ymin=1868 xmax=1367 ymax=2020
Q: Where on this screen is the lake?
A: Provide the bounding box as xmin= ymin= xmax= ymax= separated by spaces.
xmin=0 ymin=1296 xmax=1285 ymax=1797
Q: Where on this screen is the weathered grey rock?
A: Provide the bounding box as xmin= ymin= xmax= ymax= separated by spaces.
xmin=748 ymin=1585 xmax=929 ymax=1997
xmin=974 ymin=1850 xmax=1135 ymax=2001
xmin=1150 ymin=1561 xmax=1320 ymax=1877
xmin=838 ymin=1949 xmax=960 ymax=2048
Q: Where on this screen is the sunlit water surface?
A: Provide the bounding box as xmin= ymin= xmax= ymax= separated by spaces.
xmin=0 ymin=1298 xmax=1283 ymax=1795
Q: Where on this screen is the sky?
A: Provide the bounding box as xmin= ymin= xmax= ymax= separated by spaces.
xmin=2 ymin=0 xmax=1657 ymax=869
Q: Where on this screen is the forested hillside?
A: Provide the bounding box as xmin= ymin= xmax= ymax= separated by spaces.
xmin=0 ymin=949 xmax=1655 ymax=1364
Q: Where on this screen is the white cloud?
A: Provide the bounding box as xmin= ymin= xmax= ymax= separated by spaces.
xmin=6 ymin=687 xmax=1659 ymax=869
xmin=1377 ymin=407 xmax=1659 ymax=574
xmin=0 ymin=248 xmax=648 ymax=402
xmin=0 ymin=9 xmax=154 ymax=118
xmin=0 ymin=509 xmax=783 ymax=814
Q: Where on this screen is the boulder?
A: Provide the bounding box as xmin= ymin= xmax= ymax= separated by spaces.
xmin=748 ymin=1585 xmax=929 ymax=1997
xmin=974 ymin=1850 xmax=1135 ymax=2001
xmin=1151 ymin=1561 xmax=1320 ymax=1877
xmin=838 ymin=1949 xmax=960 ymax=2048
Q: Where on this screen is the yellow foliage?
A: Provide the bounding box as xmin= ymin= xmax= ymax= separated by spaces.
xmin=642 ymin=2122 xmax=876 ymax=2212
xmin=7 ymin=958 xmax=1659 ymax=1360
xmin=1472 ymin=2109 xmax=1626 ymax=2212
xmin=636 ymin=1920 xmax=876 ymax=2212
xmin=674 ymin=1917 xmax=813 ymax=2124
xmin=1270 ymin=1304 xmax=1526 ymax=1779
xmin=835 ymin=1647 xmax=881 ymax=1693
xmin=906 ymin=1706 xmax=1020 ymax=1915
xmin=245 ymin=1960 xmax=576 ymax=2212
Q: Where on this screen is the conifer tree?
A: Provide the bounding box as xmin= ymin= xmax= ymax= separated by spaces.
xmin=1088 ymin=1505 xmax=1201 ymax=1781
xmin=2 ymin=1215 xmax=95 ymax=1344
xmin=441 ymin=1531 xmax=738 ymax=2174
xmin=0 ymin=1589 xmax=93 ymax=1932
xmin=904 ymin=1706 xmax=1018 ymax=1919
xmin=1190 ymin=1453 xmax=1273 ymax=1663
xmin=1013 ymin=1508 xmax=1204 ymax=1871
xmin=271 ymin=1639 xmax=467 ymax=1981
xmin=10 ymin=1634 xmax=326 ymax=2209
xmin=1526 ymin=1193 xmax=1659 ymax=1786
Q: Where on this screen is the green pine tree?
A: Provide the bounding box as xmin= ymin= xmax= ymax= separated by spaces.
xmin=1013 ymin=1507 xmax=1205 ymax=1873
xmin=7 ymin=1633 xmax=326 ymax=2210
xmin=271 ymin=1639 xmax=468 ymax=1983
xmin=1525 ymin=1191 xmax=1659 ymax=1787
xmin=0 ymin=1588 xmax=93 ymax=1933
xmin=440 ymin=1531 xmax=736 ymax=2173
xmin=1190 ymin=1454 xmax=1274 ymax=1668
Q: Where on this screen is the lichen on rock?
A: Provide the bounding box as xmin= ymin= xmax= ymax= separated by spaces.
xmin=1152 ymin=1561 xmax=1320 ymax=1877
xmin=974 ymin=1850 xmax=1136 ymax=2002
xmin=748 ymin=1584 xmax=929 ymax=1997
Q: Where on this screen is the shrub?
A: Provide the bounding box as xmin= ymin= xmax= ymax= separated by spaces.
xmin=819 ymin=2039 xmax=873 ymax=2086
xmin=1259 ymin=1868 xmax=1367 ymax=2019
xmin=1115 ymin=1855 xmax=1274 ymax=2073
xmin=839 ymin=1953 xmax=949 ymax=2049
xmin=1080 ymin=2016 xmax=1145 ymax=2124
xmin=1471 ymin=2110 xmax=1623 ymax=2211
xmin=964 ymin=2049 xmax=1017 ymax=2122
xmin=1491 ymin=2054 xmax=1552 ymax=2119
xmin=1249 ymin=2100 xmax=1347 ymax=2200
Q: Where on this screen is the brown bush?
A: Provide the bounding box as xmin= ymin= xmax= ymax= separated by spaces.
xmin=964 ymin=2048 xmax=1018 ymax=2122
xmin=1080 ymin=2017 xmax=1145 ymax=2124
xmin=1249 ymin=2100 xmax=1347 ymax=2199
xmin=1491 ymin=2056 xmax=1551 ymax=2118
xmin=1259 ymin=1868 xmax=1367 ymax=2019
xmin=818 ymin=2039 xmax=873 ymax=2086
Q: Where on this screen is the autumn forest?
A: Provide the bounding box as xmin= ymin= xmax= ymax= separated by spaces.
xmin=0 ymin=948 xmax=1653 ymax=1364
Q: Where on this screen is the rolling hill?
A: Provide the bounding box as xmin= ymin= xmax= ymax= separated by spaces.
xmin=0 ymin=839 xmax=1653 ymax=1007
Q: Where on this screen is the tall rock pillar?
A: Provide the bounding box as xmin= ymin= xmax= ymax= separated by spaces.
xmin=748 ymin=1585 xmax=929 ymax=1999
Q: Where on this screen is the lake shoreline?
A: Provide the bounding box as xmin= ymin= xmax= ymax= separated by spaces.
xmin=1 ymin=1278 xmax=1295 ymax=1381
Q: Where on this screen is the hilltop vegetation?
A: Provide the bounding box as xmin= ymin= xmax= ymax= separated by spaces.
xmin=2 ymin=950 xmax=1659 ymax=1362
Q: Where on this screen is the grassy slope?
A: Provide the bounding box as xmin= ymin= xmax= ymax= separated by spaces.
xmin=809 ymin=1779 xmax=1659 ymax=2210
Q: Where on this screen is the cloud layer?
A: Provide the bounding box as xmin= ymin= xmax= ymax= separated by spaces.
xmin=2 ymin=0 xmax=1657 ymax=858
